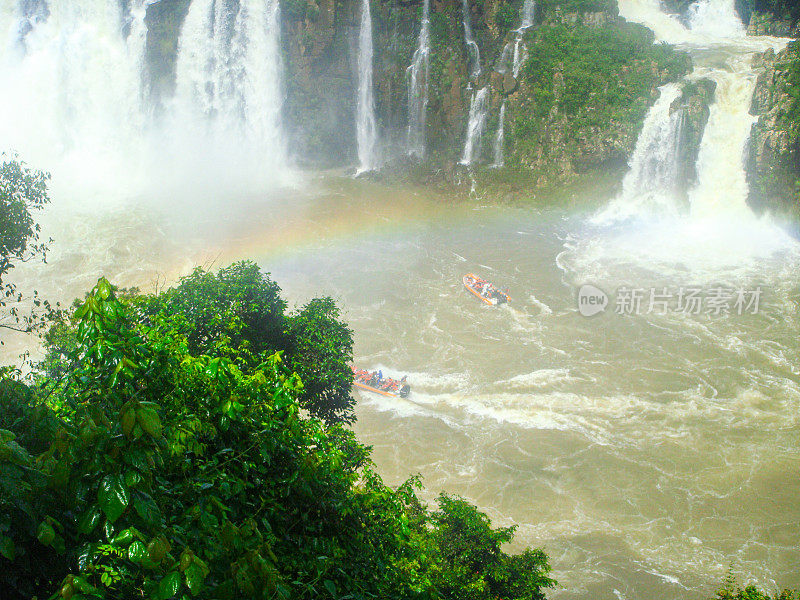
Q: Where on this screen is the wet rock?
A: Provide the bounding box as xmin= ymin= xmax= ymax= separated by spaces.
xmin=669 ymin=78 xmax=716 ymax=194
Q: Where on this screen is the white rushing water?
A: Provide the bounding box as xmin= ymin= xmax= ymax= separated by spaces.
xmin=491 ymin=102 xmax=506 ymax=167
xmin=0 ymin=0 xmax=292 ymax=200
xmin=688 ymin=0 xmax=745 ymax=38
xmin=356 ymin=0 xmax=379 ymax=173
xmin=595 ymin=84 xmax=684 ymax=222
xmin=688 ymin=64 xmax=757 ymax=220
xmin=513 ymin=0 xmax=535 ymax=77
xmin=497 ymin=42 xmax=513 ymax=74
xmin=407 ymin=0 xmax=431 ymax=158
xmin=0 ymin=0 xmax=148 ymax=201
xmin=460 ymin=86 xmax=489 ymax=166
xmin=599 ymin=0 xmax=791 ymax=241
xmin=519 ymin=0 xmax=536 ymax=29
xmin=461 ymin=0 xmax=481 ymax=79
xmin=173 ymin=0 xmax=286 ymax=181
xmin=497 ymin=0 xmax=534 ymax=79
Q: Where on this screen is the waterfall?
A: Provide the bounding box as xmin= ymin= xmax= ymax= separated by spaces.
xmin=616 ymin=0 xmax=771 ymax=46
xmin=497 ymin=43 xmax=513 ymax=74
xmin=605 ymin=0 xmax=789 ymax=225
xmin=2 ymin=0 xmax=48 ymax=56
xmin=489 ymin=0 xmax=533 ymax=168
xmin=491 ymin=102 xmax=506 ymax=168
xmin=461 ymin=0 xmax=480 ymax=79
xmin=356 ymin=0 xmax=378 ymax=174
xmin=688 ymin=0 xmax=745 ymax=37
xmin=687 ymin=67 xmax=757 ymax=219
xmin=519 ymin=0 xmax=536 ymax=29
xmin=0 ymin=1 xmax=148 ymax=196
xmin=127 ymin=0 xmax=150 ymax=108
xmin=495 ymin=0 xmax=534 ymax=77
xmin=513 ymin=0 xmax=535 ymax=77
xmin=173 ymin=0 xmax=286 ymax=173
xmin=407 ymin=0 xmax=431 ymax=158
xmin=512 ymin=38 xmax=528 ymax=78
xmin=591 ymin=0 xmax=797 ymax=258
xmin=594 ymin=84 xmax=684 ymax=222
xmin=497 ymin=39 xmax=528 ymax=77
xmin=460 ymin=86 xmax=489 ymax=166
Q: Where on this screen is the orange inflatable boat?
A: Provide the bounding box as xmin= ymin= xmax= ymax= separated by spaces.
xmin=352 ymin=368 xmax=410 ymax=399
xmin=463 ymin=273 xmax=510 ymax=305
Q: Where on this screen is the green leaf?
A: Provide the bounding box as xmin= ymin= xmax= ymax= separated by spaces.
xmin=77 ymin=506 xmax=102 ymax=535
xmin=103 ymin=519 xmax=115 ymax=541
xmin=136 ymin=407 xmax=162 ymax=438
xmin=121 ymin=409 xmax=136 ymax=437
xmin=113 ymin=528 xmax=134 ymax=546
xmin=128 ymin=540 xmax=147 ymax=563
xmin=158 ymin=571 xmax=182 ymax=599
xmin=97 ymin=278 xmax=112 ymax=300
xmin=133 ymin=494 xmax=162 ymax=528
xmin=72 ymin=575 xmax=100 ymax=594
xmin=184 ymin=563 xmax=206 ymax=596
xmin=124 ymin=470 xmax=142 ymax=489
xmin=73 ymin=304 xmax=88 ymax=321
xmin=36 ymin=521 xmax=55 ymax=546
xmin=97 ymin=474 xmax=129 ymax=523
xmin=205 ymin=359 xmax=220 ymax=377
xmin=76 ymin=543 xmax=94 ymax=570
xmin=324 ymin=580 xmax=336 ymax=597
xmin=0 ymin=535 xmax=15 ymax=560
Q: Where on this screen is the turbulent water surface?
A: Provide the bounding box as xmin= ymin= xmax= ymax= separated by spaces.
xmin=5 ymin=175 xmax=799 ymax=600
xmin=1 ymin=1 xmax=800 ymax=599
xmin=278 ymin=185 xmax=800 ymax=600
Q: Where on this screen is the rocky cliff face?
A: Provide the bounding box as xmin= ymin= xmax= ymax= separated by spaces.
xmin=280 ymin=0 xmax=361 ymax=167
xmin=144 ymin=0 xmax=191 ymax=111
xmin=671 ymin=78 xmax=715 ymax=196
xmin=747 ymin=45 xmax=800 ymax=222
xmin=746 ymin=11 xmax=800 ymax=36
xmin=142 ymin=0 xmax=692 ymax=195
xmin=279 ymin=0 xmax=481 ymax=167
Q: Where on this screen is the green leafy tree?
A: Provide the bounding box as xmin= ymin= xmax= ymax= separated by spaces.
xmin=138 ymin=261 xmax=287 ymax=362
xmin=284 ymin=297 xmax=355 ymax=424
xmin=0 ymin=156 xmax=56 ymax=338
xmin=428 ymin=494 xmax=553 ymax=600
xmin=49 ymin=261 xmax=357 ymax=424
xmin=713 ymin=572 xmax=798 ymax=600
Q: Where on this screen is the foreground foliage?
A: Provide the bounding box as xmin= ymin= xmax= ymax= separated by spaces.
xmin=0 ymin=156 xmax=56 ymax=337
xmin=42 ymin=261 xmax=356 ymax=425
xmin=712 ymin=574 xmax=798 ymax=600
xmin=0 ymin=277 xmax=554 ymax=600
